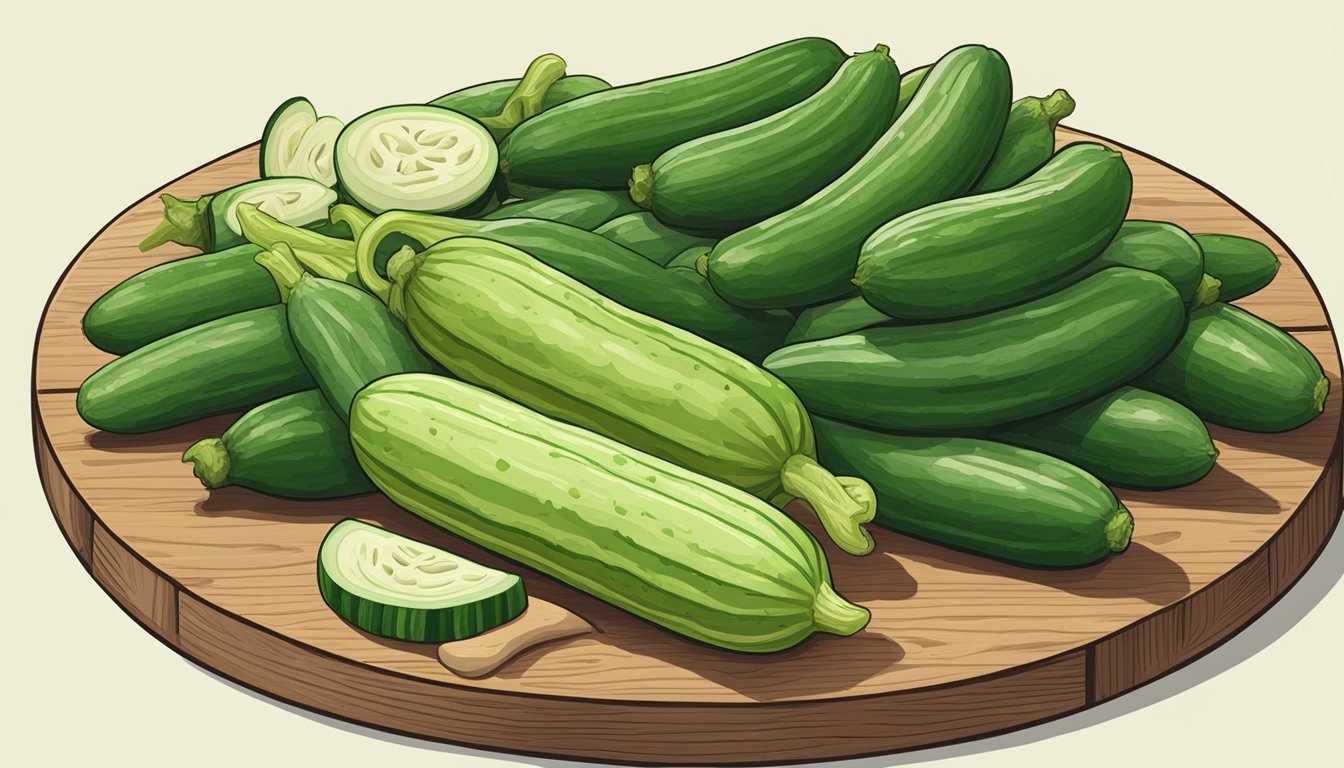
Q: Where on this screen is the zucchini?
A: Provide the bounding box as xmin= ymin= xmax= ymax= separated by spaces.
xmin=499 ymin=38 xmax=846 ymax=189
xmin=139 ymin=179 xmax=338 ymax=253
xmin=764 ymin=268 xmax=1188 ymax=432
xmin=983 ymin=386 xmax=1218 ymax=489
xmin=1195 ymin=234 xmax=1280 ymax=300
xmin=970 ymin=89 xmax=1075 ymax=193
xmin=482 ymin=189 xmax=639 ymax=229
xmin=357 ymin=236 xmax=877 ymax=555
xmin=317 ymin=519 xmax=527 ymax=643
xmin=628 ymin=44 xmax=899 ymax=235
xmin=813 ymin=417 xmax=1133 ymax=568
xmin=1136 ymin=302 xmax=1329 ymax=432
xmin=260 ymin=97 xmax=343 ymax=186
xmin=593 ymin=212 xmax=716 ymax=266
xmin=182 ymin=391 xmax=374 ymax=498
xmin=702 ymin=45 xmax=1011 ymax=309
xmin=855 ymin=142 xmax=1133 ymax=320
xmin=350 ymin=373 xmax=869 ymax=652
xmin=430 ymin=75 xmax=610 ymax=117
xmin=334 ymin=105 xmax=497 ymax=214
xmin=77 ymin=305 xmax=314 ymax=434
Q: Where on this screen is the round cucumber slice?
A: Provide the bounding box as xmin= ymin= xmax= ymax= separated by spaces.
xmin=317 ymin=519 xmax=527 ymax=642
xmin=212 ymin=177 xmax=338 ymax=239
xmin=261 ymin=97 xmax=345 ymax=187
xmin=334 ymin=105 xmax=498 ymax=214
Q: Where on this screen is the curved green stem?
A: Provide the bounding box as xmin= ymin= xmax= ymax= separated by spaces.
xmin=329 ymin=204 xmax=374 ymax=241
xmin=779 ymin=454 xmax=876 ymax=556
xmin=354 ymin=210 xmax=485 ymax=304
xmin=237 ymin=203 xmax=357 ymax=283
xmin=140 ymin=193 xmax=212 ymax=252
xmin=183 ymin=438 xmax=231 ymax=489
xmin=254 ymin=243 xmax=307 ymax=302
xmin=1041 ymin=88 xmax=1076 ymax=126
xmin=477 ymin=54 xmax=567 ymax=139
xmin=811 ymin=582 xmax=869 ymax=636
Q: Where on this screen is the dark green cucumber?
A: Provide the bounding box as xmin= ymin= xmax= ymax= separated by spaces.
xmin=182 ymin=390 xmax=374 ymax=498
xmin=629 ymin=44 xmax=899 ymax=235
xmin=984 ymin=386 xmax=1218 ymax=489
xmin=594 ymin=212 xmax=716 ymax=266
xmin=1195 ymin=234 xmax=1280 ymax=300
xmin=500 ymin=38 xmax=846 ymax=189
xmin=785 ymin=296 xmax=891 ymax=345
xmin=666 ymin=245 xmax=712 ymax=271
xmin=1035 ymin=220 xmax=1213 ymax=307
xmin=855 ymin=142 xmax=1133 ymax=320
xmin=892 ymin=65 xmax=929 ymax=116
xmin=483 ymin=189 xmax=640 ymax=229
xmin=430 ymin=75 xmax=610 ymax=116
xmin=77 ymin=305 xmax=314 ymax=434
xmin=764 ymin=268 xmax=1187 ymax=432
xmin=1136 ymin=302 xmax=1329 ymax=432
xmin=970 ymin=90 xmax=1075 ymax=193
xmin=813 ymin=417 xmax=1132 ymax=568
xmin=703 ymin=45 xmax=1011 ymax=309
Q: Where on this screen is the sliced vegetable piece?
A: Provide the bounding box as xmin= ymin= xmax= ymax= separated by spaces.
xmin=261 ymin=97 xmax=344 ymax=186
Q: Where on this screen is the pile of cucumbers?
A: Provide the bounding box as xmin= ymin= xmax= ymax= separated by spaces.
xmin=77 ymin=38 xmax=1329 ymax=656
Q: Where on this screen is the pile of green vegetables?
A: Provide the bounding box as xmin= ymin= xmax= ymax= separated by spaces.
xmin=77 ymin=39 xmax=1330 ymax=656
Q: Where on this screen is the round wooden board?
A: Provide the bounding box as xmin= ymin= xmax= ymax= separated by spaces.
xmin=32 ymin=126 xmax=1343 ymax=766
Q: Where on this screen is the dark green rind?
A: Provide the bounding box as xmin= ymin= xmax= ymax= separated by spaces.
xmin=483 ymin=189 xmax=640 ymax=229
xmin=500 ymin=38 xmax=846 ymax=189
xmin=704 ymin=45 xmax=1012 ymax=309
xmin=892 ymin=66 xmax=929 ymax=117
xmin=983 ymin=386 xmax=1218 ymax=489
xmin=636 ymin=45 xmax=899 ymax=235
xmin=1136 ymin=302 xmax=1329 ymax=432
xmin=594 ymin=212 xmax=717 ymax=266
xmin=764 ymin=268 xmax=1188 ymax=432
xmin=784 ymin=296 xmax=891 ymax=345
xmin=430 ymin=75 xmax=611 ymax=117
xmin=970 ymin=89 xmax=1076 ymax=194
xmin=1194 ymin=234 xmax=1280 ymax=300
xmin=813 ymin=417 xmax=1131 ymax=568
xmin=855 ymin=142 xmax=1132 ymax=321
xmin=1035 ymin=220 xmax=1207 ymax=306
xmin=77 ymin=305 xmax=314 ymax=434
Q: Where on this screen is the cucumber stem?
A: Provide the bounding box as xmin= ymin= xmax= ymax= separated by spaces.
xmin=183 ymin=438 xmax=231 ymax=489
xmin=1191 ymin=273 xmax=1222 ymax=309
xmin=1106 ymin=505 xmax=1134 ymax=553
xmin=329 ymin=204 xmax=374 ymax=241
xmin=628 ymin=164 xmax=654 ymax=209
xmin=1313 ymin=376 xmax=1330 ymax=413
xmin=872 ymin=43 xmax=890 ymax=58
xmin=254 ymin=243 xmax=307 ymax=302
xmin=1041 ymin=88 xmax=1076 ymax=125
xmin=354 ymin=210 xmax=485 ymax=304
xmin=139 ymin=193 xmax=212 ymax=252
xmin=780 ymin=454 xmax=876 ymax=556
xmin=694 ymin=251 xmax=710 ymax=278
xmin=385 ymin=245 xmax=423 ymax=320
xmin=477 ymin=54 xmax=568 ymax=139
xmin=236 ymin=203 xmax=357 ymax=283
xmin=811 ymin=582 xmax=869 ymax=637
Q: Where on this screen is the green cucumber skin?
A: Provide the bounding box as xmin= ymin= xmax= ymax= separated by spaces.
xmin=970 ymin=90 xmax=1075 ymax=194
xmin=984 ymin=386 xmax=1217 ymax=489
xmin=594 ymin=212 xmax=717 ymax=266
xmin=1195 ymin=234 xmax=1280 ymax=300
xmin=483 ymin=189 xmax=639 ymax=229
xmin=704 ymin=45 xmax=1012 ymax=309
xmin=77 ymin=305 xmax=314 ymax=434
xmin=212 ymin=391 xmax=375 ymax=498
xmin=813 ymin=417 xmax=1128 ymax=568
xmin=83 ymin=244 xmax=277 ymax=355
xmin=1136 ymin=303 xmax=1329 ymax=432
xmin=856 ymin=142 xmax=1132 ymax=321
xmin=467 ymin=218 xmax=792 ymax=362
xmin=764 ymin=268 xmax=1187 ymax=432
xmin=892 ymin=66 xmax=929 ymax=117
xmin=666 ymin=245 xmax=712 ymax=271
xmin=500 ymin=38 xmax=846 ymax=189
xmin=784 ymin=296 xmax=890 ymax=345
xmin=350 ymin=374 xmax=860 ymax=653
xmin=429 ymin=75 xmax=611 ymax=117
xmin=640 ymin=46 xmax=899 ymax=235
xmin=1035 ymin=220 xmax=1206 ymax=305
xmin=287 ymin=276 xmax=441 ymax=421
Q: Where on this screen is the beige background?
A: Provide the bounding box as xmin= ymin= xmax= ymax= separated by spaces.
xmin=2 ymin=1 xmax=1341 ymax=765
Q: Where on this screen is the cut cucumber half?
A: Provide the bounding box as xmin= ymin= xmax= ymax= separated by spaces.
xmin=334 ymin=105 xmax=498 ymax=214
xmin=210 ymin=178 xmax=338 ymax=247
xmin=317 ymin=519 xmax=527 ymax=642
xmin=261 ymin=97 xmax=345 ymax=186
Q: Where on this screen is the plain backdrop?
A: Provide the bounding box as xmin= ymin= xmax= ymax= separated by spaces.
xmin=1 ymin=1 xmax=1340 ymax=766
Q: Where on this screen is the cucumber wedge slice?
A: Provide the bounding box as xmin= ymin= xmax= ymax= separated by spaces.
xmin=317 ymin=519 xmax=527 ymax=642
xmin=261 ymin=97 xmax=345 ymax=186
xmin=210 ymin=178 xmax=338 ymax=247
xmin=334 ymin=105 xmax=498 ymax=214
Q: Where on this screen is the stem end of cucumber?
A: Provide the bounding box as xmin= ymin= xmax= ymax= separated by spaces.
xmin=781 ymin=455 xmax=876 ymax=556
xmin=254 ymin=243 xmax=308 ymax=303
xmin=1042 ymin=89 xmax=1076 ymax=125
xmin=1191 ymin=273 xmax=1222 ymax=309
xmin=812 ymin=582 xmax=869 ymax=637
xmin=1106 ymin=504 xmax=1134 ymax=554
xmin=183 ymin=438 xmax=231 ymax=489
xmin=1313 ymin=376 xmax=1330 ymax=414
xmin=140 ymin=193 xmax=211 ymax=252
xmin=694 ymin=251 xmax=710 ymax=278
xmin=872 ymin=43 xmax=891 ymax=58
xmin=628 ymin=164 xmax=654 ymax=209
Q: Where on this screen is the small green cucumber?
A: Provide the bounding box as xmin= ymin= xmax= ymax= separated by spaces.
xmin=594 ymin=212 xmax=717 ymax=266
xmin=970 ymin=89 xmax=1075 ymax=193
xmin=1194 ymin=234 xmax=1280 ymax=300
xmin=483 ymin=189 xmax=640 ymax=229
xmin=430 ymin=75 xmax=610 ymax=117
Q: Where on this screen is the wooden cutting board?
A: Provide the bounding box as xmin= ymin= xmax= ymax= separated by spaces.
xmin=32 ymin=127 xmax=1342 ymax=765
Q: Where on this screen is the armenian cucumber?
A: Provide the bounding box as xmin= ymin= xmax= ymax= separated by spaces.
xmin=629 ymin=44 xmax=899 ymax=235
xmin=855 ymin=142 xmax=1133 ymax=320
xmin=764 ymin=268 xmax=1188 ymax=432
xmin=702 ymin=45 xmax=1011 ymax=309
xmin=356 ymin=236 xmax=877 ymax=555
xmin=77 ymin=305 xmax=314 ymax=434
xmin=1136 ymin=302 xmax=1329 ymax=432
xmin=350 ymin=373 xmax=869 ymax=652
xmin=593 ymin=212 xmax=716 ymax=266
xmin=970 ymin=90 xmax=1075 ymax=193
xmin=1195 ymin=234 xmax=1280 ymax=300
xmin=983 ymin=386 xmax=1218 ymax=489
xmin=182 ymin=390 xmax=374 ymax=498
xmin=430 ymin=75 xmax=610 ymax=117
xmin=482 ymin=189 xmax=639 ymax=229
xmin=499 ymin=38 xmax=846 ymax=189
xmin=813 ymin=417 xmax=1132 ymax=568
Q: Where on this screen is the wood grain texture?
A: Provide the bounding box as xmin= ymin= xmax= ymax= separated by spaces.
xmin=30 ymin=128 xmax=1344 ymax=764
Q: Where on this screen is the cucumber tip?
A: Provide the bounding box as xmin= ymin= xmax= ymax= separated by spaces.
xmin=1106 ymin=506 xmax=1135 ymax=553
xmin=183 ymin=438 xmax=231 ymax=489
xmin=812 ymin=582 xmax=869 ymax=637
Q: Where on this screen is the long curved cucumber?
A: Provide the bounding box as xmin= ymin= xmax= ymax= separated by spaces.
xmin=1136 ymin=302 xmax=1329 ymax=432
xmin=430 ymin=75 xmax=610 ymax=116
xmin=855 ymin=142 xmax=1133 ymax=320
xmin=629 ymin=44 xmax=899 ymax=235
xmin=970 ymin=90 xmax=1075 ymax=193
xmin=483 ymin=189 xmax=640 ymax=229
xmin=500 ymin=38 xmax=846 ymax=189
xmin=593 ymin=212 xmax=716 ymax=266
xmin=702 ymin=45 xmax=1011 ymax=309
xmin=764 ymin=268 xmax=1187 ymax=432
xmin=813 ymin=417 xmax=1132 ymax=568
xmin=1194 ymin=234 xmax=1280 ymax=300
xmin=182 ymin=391 xmax=374 ymax=498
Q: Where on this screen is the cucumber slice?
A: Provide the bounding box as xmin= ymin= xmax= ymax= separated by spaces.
xmin=261 ymin=98 xmax=345 ymax=186
xmin=210 ymin=178 xmax=338 ymax=246
xmin=317 ymin=519 xmax=527 ymax=642
xmin=334 ymin=105 xmax=498 ymax=214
